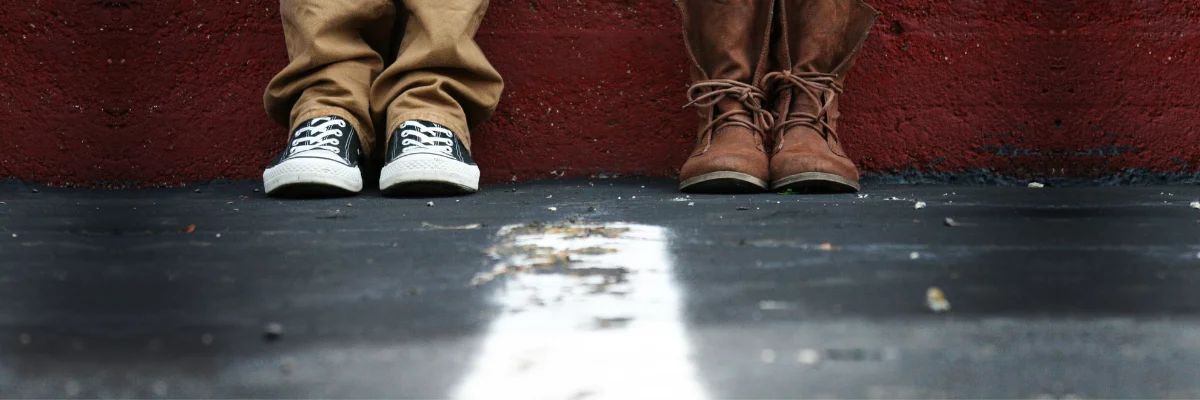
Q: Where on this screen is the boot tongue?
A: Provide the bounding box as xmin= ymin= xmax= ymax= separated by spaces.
xmin=788 ymin=89 xmax=823 ymax=118
xmin=784 ymin=0 xmax=880 ymax=75
xmin=715 ymin=98 xmax=749 ymax=123
xmin=786 ymin=92 xmax=834 ymax=137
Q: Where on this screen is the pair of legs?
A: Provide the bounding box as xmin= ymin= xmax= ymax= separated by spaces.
xmin=262 ymin=0 xmax=503 ymax=197
xmin=677 ymin=0 xmax=879 ymax=194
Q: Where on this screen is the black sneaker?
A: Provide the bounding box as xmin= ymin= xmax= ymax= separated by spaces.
xmin=263 ymin=116 xmax=363 ymax=197
xmin=380 ymin=120 xmax=480 ymax=196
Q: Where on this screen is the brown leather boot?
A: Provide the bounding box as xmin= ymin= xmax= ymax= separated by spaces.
xmin=676 ymin=0 xmax=776 ymax=193
xmin=765 ymin=0 xmax=879 ymax=193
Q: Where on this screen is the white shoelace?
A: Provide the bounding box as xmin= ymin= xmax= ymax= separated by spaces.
xmin=398 ymin=121 xmax=455 ymax=156
xmin=290 ymin=117 xmax=346 ymax=155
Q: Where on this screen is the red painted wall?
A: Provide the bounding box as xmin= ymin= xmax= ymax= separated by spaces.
xmin=0 ymin=1 xmax=1194 ymax=187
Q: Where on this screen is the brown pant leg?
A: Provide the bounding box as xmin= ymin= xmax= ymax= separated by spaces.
xmin=264 ymin=0 xmax=397 ymax=157
xmin=370 ymin=0 xmax=504 ymax=153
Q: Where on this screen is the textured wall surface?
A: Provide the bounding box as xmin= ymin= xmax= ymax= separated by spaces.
xmin=0 ymin=1 xmax=1196 ymax=187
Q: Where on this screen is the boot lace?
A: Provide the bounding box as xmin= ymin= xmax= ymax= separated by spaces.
xmin=763 ymin=71 xmax=847 ymax=156
xmin=683 ymin=79 xmax=775 ymax=152
xmin=291 ymin=117 xmax=346 ymax=156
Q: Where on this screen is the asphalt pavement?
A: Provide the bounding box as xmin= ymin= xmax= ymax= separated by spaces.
xmin=2 ymin=178 xmax=1199 ymax=398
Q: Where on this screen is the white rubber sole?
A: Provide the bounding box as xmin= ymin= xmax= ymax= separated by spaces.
xmin=263 ymin=157 xmax=363 ymax=196
xmin=380 ymin=153 xmax=481 ymax=195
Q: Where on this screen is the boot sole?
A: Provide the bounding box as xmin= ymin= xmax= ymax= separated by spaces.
xmin=679 ymin=172 xmax=768 ymax=194
xmin=772 ymin=172 xmax=861 ymax=194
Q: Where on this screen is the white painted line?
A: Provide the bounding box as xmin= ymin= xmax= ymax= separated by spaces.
xmin=453 ymin=223 xmax=708 ymax=400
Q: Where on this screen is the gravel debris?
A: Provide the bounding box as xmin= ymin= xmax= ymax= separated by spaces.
xmin=760 ymin=349 xmax=777 ymax=363
xmin=758 ymin=301 xmax=795 ymax=310
xmin=926 ymin=287 xmax=951 ymax=312
xmin=422 ymin=222 xmax=482 ymax=230
xmin=263 ymin=322 xmax=284 ymax=341
xmin=798 ymin=349 xmax=821 ymax=365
